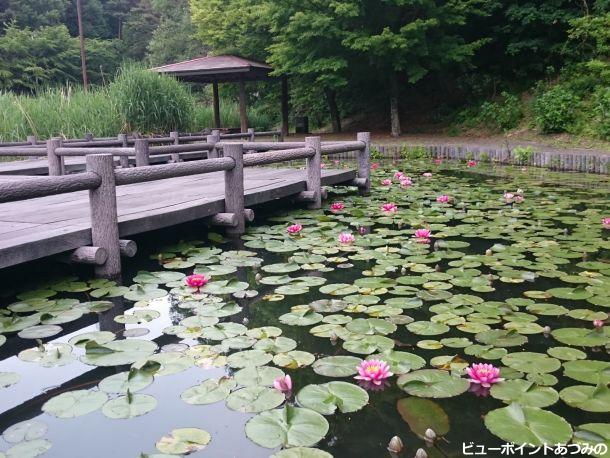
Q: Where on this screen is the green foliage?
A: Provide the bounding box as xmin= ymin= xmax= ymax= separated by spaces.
xmin=592 ymin=87 xmax=610 ymax=140
xmin=480 ymin=152 xmax=490 ymax=162
xmin=532 ymin=86 xmax=578 ymax=133
xmin=370 ymin=148 xmax=382 ymax=161
xmin=0 ymin=86 xmax=121 ymax=140
xmin=478 ymin=92 xmax=523 ymax=131
xmin=400 ymin=146 xmax=431 ymax=160
xmin=513 ymin=146 xmax=534 ymax=164
xmin=0 ymin=24 xmax=120 ymax=92
xmin=108 ymin=66 xmax=194 ymax=133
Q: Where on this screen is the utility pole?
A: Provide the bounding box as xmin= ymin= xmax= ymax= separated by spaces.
xmin=76 ymin=0 xmax=89 ymax=91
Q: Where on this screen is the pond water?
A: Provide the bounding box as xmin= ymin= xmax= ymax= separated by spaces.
xmin=0 ymin=160 xmax=608 ymax=458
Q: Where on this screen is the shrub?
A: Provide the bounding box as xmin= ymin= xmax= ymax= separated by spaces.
xmin=370 ymin=147 xmax=382 ymax=161
xmin=513 ymin=146 xmax=534 ymax=164
xmin=478 ymin=92 xmax=523 ymax=131
xmin=400 ymin=145 xmax=430 ymax=160
xmin=480 ymin=152 xmax=490 ymax=163
xmin=109 ymin=65 xmax=195 ymax=133
xmin=532 ymin=86 xmax=578 ymax=133
xmin=592 ymin=87 xmax=610 ymax=140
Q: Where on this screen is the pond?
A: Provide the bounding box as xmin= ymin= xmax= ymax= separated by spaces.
xmin=0 ymin=159 xmax=609 ymax=458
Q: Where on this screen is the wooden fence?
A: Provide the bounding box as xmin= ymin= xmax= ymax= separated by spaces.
xmin=0 ymin=133 xmax=370 ymax=278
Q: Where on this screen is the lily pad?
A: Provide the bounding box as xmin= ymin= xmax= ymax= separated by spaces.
xmin=226 ymin=386 xmax=285 ymax=412
xmin=397 ymin=397 xmax=450 ymax=437
xmin=245 ymin=406 xmax=329 ymax=448
xmin=42 ymin=389 xmax=108 ymax=418
xmin=312 ymin=356 xmax=362 ymax=377
xmin=397 ymin=369 xmax=470 ymax=398
xmin=102 ymin=393 xmax=157 ymax=418
xmin=296 ymin=381 xmax=369 ymax=415
xmin=156 ymin=428 xmax=211 ymax=455
xmin=490 ymin=380 xmax=559 ymax=408
xmin=181 ymin=377 xmax=237 ymax=405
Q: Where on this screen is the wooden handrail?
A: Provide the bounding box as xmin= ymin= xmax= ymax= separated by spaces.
xmin=0 ymin=172 xmax=101 ymax=203
xmin=243 ymin=147 xmax=315 ymax=166
xmin=114 ymin=156 xmax=234 ymax=185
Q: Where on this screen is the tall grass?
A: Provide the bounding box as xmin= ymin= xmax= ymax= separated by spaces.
xmin=0 ymin=87 xmax=121 ymax=141
xmin=0 ymin=67 xmax=276 ymax=142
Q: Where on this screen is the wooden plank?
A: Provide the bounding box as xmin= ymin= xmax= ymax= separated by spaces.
xmin=0 ymin=168 xmax=355 ymax=268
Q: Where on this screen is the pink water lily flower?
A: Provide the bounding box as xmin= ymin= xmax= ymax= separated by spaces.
xmin=602 ymin=217 xmax=610 ymax=229
xmin=381 ymin=203 xmax=398 ymax=213
xmin=413 ymin=228 xmax=431 ymax=239
xmin=514 ymin=195 xmax=524 ymax=203
xmin=467 ymin=160 xmax=477 ymax=167
xmin=273 ymin=375 xmax=292 ymax=394
xmin=334 ymin=160 xmax=340 ymax=166
xmin=185 ymin=274 xmax=209 ymax=291
xmin=338 ymin=232 xmax=355 ymax=245
xmin=466 ymin=363 xmax=503 ymax=388
xmin=355 ymin=359 xmax=393 ymax=386
xmin=400 ymin=177 xmax=412 ymax=187
xmin=286 ymin=224 xmax=303 ymax=235
xmin=320 ymin=162 xmax=326 ymax=169
xmin=371 ymin=163 xmax=379 ymax=170
xmin=594 ymin=319 xmax=604 ymax=329
xmin=422 ymin=172 xmax=432 ymax=178
xmin=434 ymin=159 xmax=442 ymax=165
xmin=381 ymin=178 xmax=392 ymax=186
xmin=394 ymin=171 xmax=404 ymax=180
xmin=503 ymin=192 xmax=515 ymax=202
xmin=330 ymin=202 xmax=345 ymax=213
xmin=436 ymin=195 xmax=450 ymax=203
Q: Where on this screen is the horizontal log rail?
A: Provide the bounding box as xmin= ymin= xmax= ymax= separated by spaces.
xmin=114 ymin=157 xmax=234 ymax=186
xmin=0 ymin=172 xmax=101 ymax=203
xmin=242 ymin=148 xmax=315 ymax=166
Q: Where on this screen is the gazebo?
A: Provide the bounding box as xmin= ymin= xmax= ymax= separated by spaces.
xmin=153 ymin=55 xmax=289 ymax=136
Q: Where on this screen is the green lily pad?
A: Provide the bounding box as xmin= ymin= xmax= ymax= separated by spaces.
xmin=181 ymin=377 xmax=237 ymax=405
xmin=484 ymin=403 xmax=572 ymax=446
xmin=99 ymin=368 xmax=154 ymax=393
xmin=156 ymin=428 xmax=211 ymax=455
xmin=234 ymin=366 xmax=286 ymax=387
xmin=42 ymin=389 xmax=108 ymax=418
xmin=397 ymin=397 xmax=450 ymax=437
xmin=6 ymin=439 xmax=52 ymax=458
xmin=490 ymin=380 xmax=559 ymax=407
xmin=0 ymin=372 xmax=21 ymax=388
xmin=80 ymin=339 xmax=157 ymax=366
xmin=2 ymin=420 xmax=47 ymax=443
xmin=501 ymin=352 xmax=560 ymax=374
xmin=563 ymin=360 xmax=610 ymax=384
xmin=245 ymin=406 xmax=329 ymax=448
xmin=227 ymin=350 xmax=273 ymax=368
xmin=397 ymin=369 xmax=470 ymax=398
xmin=226 ymin=386 xmax=285 ymax=412
xmin=406 ymin=321 xmax=449 ymax=336
xmin=296 ymin=381 xmax=369 ymax=415
xmin=102 ymin=393 xmax=157 ymax=418
xmin=312 ymin=356 xmax=362 ymax=377
xmin=273 ymin=351 xmax=316 ymax=369
xmin=559 ymin=384 xmax=610 ymax=412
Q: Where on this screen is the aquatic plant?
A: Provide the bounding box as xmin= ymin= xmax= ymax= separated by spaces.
xmin=286 ymin=224 xmax=302 ymax=235
xmin=354 ymin=360 xmax=393 ymax=385
xmin=466 ymin=363 xmax=503 ymax=388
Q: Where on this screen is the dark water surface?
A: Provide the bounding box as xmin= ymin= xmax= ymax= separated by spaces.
xmin=0 ymin=161 xmax=608 ymax=458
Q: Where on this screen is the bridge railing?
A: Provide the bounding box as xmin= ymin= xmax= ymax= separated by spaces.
xmin=0 ymin=134 xmax=370 ymax=278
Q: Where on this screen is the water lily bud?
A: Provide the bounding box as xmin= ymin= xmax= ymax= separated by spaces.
xmin=255 ymin=273 xmax=262 ymax=282
xmin=485 ymin=248 xmax=493 ymax=256
xmin=415 ymin=448 xmax=428 ymax=458
xmin=242 ymin=317 xmax=249 ymax=325
xmin=564 ymin=228 xmax=569 ymax=235
xmin=400 ymin=266 xmax=407 ymax=275
xmin=435 ymin=264 xmax=441 ymax=272
xmin=543 ymin=325 xmax=551 ymax=334
xmin=387 ymin=436 xmax=403 ymax=454
xmin=424 ymin=428 xmax=436 ymax=442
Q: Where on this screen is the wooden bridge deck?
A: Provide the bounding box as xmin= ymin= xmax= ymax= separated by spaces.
xmin=0 ymin=167 xmax=356 ymax=269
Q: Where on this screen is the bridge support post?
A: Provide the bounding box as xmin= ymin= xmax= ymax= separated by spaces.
xmin=85 ymin=133 xmax=94 ymax=142
xmin=117 ymin=134 xmax=130 ymax=168
xmin=357 ymin=132 xmax=371 ymax=196
xmin=223 ymin=143 xmax=245 ymax=235
xmin=47 ymin=138 xmax=64 ymax=176
xmin=169 ymin=131 xmax=181 ymax=163
xmin=27 ymin=135 xmax=37 ymax=161
xmin=207 ymin=130 xmax=220 ymax=159
xmin=247 ymin=128 xmax=255 ymax=142
xmin=87 ymin=154 xmax=121 ymax=279
xmin=134 ymin=139 xmax=150 ymax=167
xmin=304 ymin=136 xmax=322 ymax=209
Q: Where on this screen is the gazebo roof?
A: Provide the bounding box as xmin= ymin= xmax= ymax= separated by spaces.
xmin=152 ymin=55 xmax=273 ymax=83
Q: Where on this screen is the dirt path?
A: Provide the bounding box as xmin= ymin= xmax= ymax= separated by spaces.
xmin=285 ymin=132 xmax=610 ymax=156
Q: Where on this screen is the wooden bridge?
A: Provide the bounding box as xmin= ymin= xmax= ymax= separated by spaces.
xmin=0 ymin=133 xmax=371 ymax=278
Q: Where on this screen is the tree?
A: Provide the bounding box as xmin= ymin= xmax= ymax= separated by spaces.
xmin=122 ymin=0 xmax=159 ymax=59
xmin=0 ymin=0 xmax=68 ymax=30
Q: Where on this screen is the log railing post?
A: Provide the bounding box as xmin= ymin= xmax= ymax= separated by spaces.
xmin=169 ymin=131 xmax=181 ymax=163
xmin=27 ymin=135 xmax=37 ymax=161
xmin=117 ymin=134 xmax=130 ymax=168
xmin=247 ymin=128 xmax=255 ymax=142
xmin=134 ymin=138 xmax=150 ymax=167
xmin=47 ymin=138 xmax=64 ymax=176
xmin=86 ymin=154 xmax=121 ymax=279
xmin=357 ymin=132 xmax=371 ymax=196
xmin=305 ymin=136 xmax=322 ymax=209
xmin=85 ymin=133 xmax=94 ymax=142
xmin=223 ymin=143 xmax=245 ymax=235
xmin=207 ymin=131 xmax=220 ymax=159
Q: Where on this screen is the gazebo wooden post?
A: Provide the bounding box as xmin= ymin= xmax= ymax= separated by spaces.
xmin=239 ymin=78 xmax=248 ymax=133
xmin=281 ymin=76 xmax=289 ymax=139
xmin=212 ymin=81 xmax=221 ymax=128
